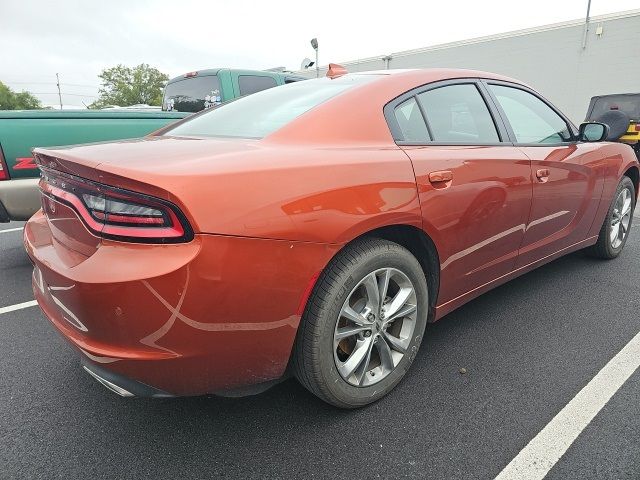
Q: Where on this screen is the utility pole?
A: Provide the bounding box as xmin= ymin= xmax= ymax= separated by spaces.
xmin=581 ymin=0 xmax=592 ymax=49
xmin=56 ymin=73 xmax=63 ymax=110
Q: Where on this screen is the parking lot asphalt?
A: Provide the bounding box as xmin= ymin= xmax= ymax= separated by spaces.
xmin=1 ymin=215 xmax=639 ymax=480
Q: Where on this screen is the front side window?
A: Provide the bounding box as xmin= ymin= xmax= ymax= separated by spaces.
xmin=489 ymin=84 xmax=571 ymax=144
xmin=238 ymin=75 xmax=277 ymax=96
xmin=394 ymin=97 xmax=429 ymax=142
xmin=165 ymin=76 xmax=374 ymax=139
xmin=417 ymin=84 xmax=500 ymax=143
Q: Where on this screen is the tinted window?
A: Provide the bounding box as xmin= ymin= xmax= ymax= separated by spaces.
xmin=163 ymin=75 xmax=222 ymax=113
xmin=165 ymin=76 xmax=374 ymax=139
xmin=489 ymin=85 xmax=571 ymax=144
xmin=588 ymin=95 xmax=640 ymax=121
xmin=394 ymin=98 xmax=429 ymax=142
xmin=417 ymin=84 xmax=499 ymax=143
xmin=238 ymin=75 xmax=277 ymax=96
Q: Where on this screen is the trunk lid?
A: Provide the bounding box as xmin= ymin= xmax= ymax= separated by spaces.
xmin=34 ymin=136 xmax=261 ymax=188
xmin=33 ymin=136 xmax=264 ymax=236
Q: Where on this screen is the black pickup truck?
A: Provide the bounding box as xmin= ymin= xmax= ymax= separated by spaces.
xmin=586 ymin=93 xmax=640 ymax=158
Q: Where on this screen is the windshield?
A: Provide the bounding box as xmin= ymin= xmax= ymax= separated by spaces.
xmin=164 ymin=76 xmax=375 ymax=139
xmin=589 ymin=95 xmax=640 ymax=121
xmin=163 ymin=75 xmax=222 ymax=113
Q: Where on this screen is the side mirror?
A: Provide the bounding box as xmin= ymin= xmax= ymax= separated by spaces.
xmin=579 ymin=122 xmax=610 ymax=142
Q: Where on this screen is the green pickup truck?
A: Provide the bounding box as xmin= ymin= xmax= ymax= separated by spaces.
xmin=0 ymin=68 xmax=302 ymax=222
xmin=162 ymin=68 xmax=304 ymax=112
xmin=0 ymin=109 xmax=187 ymax=221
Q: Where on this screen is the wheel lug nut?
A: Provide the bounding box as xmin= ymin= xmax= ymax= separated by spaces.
xmin=367 ymin=313 xmax=375 ymax=322
xmin=364 ymin=331 xmax=372 ymax=338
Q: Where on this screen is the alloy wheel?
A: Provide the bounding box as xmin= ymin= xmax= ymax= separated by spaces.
xmin=333 ymin=268 xmax=417 ymax=387
xmin=610 ymin=187 xmax=633 ymax=249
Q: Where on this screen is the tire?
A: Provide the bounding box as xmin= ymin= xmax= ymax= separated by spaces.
xmin=293 ymin=238 xmax=429 ymax=408
xmin=587 ymin=176 xmax=636 ymax=259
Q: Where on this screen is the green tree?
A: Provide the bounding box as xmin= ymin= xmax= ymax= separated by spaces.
xmin=89 ymin=64 xmax=169 ymax=109
xmin=0 ymin=81 xmax=43 ymax=110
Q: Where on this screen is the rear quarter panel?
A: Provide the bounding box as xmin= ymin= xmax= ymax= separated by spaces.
xmin=90 ymin=142 xmax=424 ymax=244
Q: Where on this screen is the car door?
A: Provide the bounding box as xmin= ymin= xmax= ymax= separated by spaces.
xmin=386 ymin=80 xmax=533 ymax=304
xmin=485 ymin=82 xmax=605 ymax=268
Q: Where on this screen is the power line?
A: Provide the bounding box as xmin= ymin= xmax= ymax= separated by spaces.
xmin=4 ymin=81 xmax=56 ymax=85
xmin=4 ymin=81 xmax=99 ymax=88
xmin=30 ymin=92 xmax=98 ymax=98
xmin=62 ymin=83 xmax=99 ymax=88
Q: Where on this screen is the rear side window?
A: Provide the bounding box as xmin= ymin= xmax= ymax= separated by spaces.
xmin=394 ymin=98 xmax=429 ymax=142
xmin=489 ymin=85 xmax=571 ymax=144
xmin=238 ymin=75 xmax=277 ymax=96
xmin=417 ymin=84 xmax=500 ymax=143
xmin=163 ymin=75 xmax=222 ymax=112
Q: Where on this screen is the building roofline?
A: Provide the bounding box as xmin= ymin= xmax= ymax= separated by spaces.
xmin=298 ymin=9 xmax=640 ymax=72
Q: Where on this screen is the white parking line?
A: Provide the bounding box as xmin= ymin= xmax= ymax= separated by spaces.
xmin=0 ymin=227 xmax=24 ymax=234
xmin=495 ymin=330 xmax=640 ymax=480
xmin=0 ymin=300 xmax=38 ymax=315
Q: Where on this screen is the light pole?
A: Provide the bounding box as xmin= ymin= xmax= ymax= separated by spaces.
xmin=582 ymin=0 xmax=592 ymax=49
xmin=310 ymin=38 xmax=319 ymax=78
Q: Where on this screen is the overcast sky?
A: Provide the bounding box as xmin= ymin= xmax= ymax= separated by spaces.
xmin=2 ymin=0 xmax=639 ymax=107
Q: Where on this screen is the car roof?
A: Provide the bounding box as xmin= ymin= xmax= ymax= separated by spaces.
xmin=348 ymin=67 xmax=525 ymax=86
xmin=166 ymin=68 xmax=293 ymax=85
xmin=265 ymin=68 xmax=531 ymax=145
xmin=591 ymin=93 xmax=640 ymax=99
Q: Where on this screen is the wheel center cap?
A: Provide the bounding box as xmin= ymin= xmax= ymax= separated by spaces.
xmin=374 ymin=321 xmax=382 ymax=332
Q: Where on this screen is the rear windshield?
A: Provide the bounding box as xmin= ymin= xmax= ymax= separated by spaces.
xmin=588 ymin=95 xmax=640 ymax=121
xmin=163 ymin=75 xmax=222 ymax=113
xmin=164 ymin=76 xmax=375 ymax=139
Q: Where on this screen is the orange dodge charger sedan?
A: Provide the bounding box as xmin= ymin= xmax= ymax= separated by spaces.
xmin=25 ymin=68 xmax=638 ymax=407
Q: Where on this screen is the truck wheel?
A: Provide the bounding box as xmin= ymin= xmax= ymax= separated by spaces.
xmin=293 ymin=238 xmax=429 ymax=408
xmin=587 ymin=176 xmax=635 ymax=259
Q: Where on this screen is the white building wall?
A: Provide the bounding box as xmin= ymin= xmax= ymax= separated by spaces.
xmin=298 ymin=10 xmax=640 ymax=123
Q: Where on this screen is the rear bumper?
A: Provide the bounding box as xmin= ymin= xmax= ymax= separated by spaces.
xmin=81 ymin=359 xmax=173 ymax=397
xmin=24 ymin=210 xmax=336 ymax=396
xmin=0 ymin=178 xmax=41 ymax=222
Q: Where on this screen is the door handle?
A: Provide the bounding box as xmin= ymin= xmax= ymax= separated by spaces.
xmin=536 ymin=168 xmax=550 ymax=182
xmin=428 ymin=170 xmax=453 ymax=184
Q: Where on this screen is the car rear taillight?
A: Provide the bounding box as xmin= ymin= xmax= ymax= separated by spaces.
xmin=0 ymin=145 xmax=9 ymax=180
xmin=39 ymin=168 xmax=193 ymax=243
